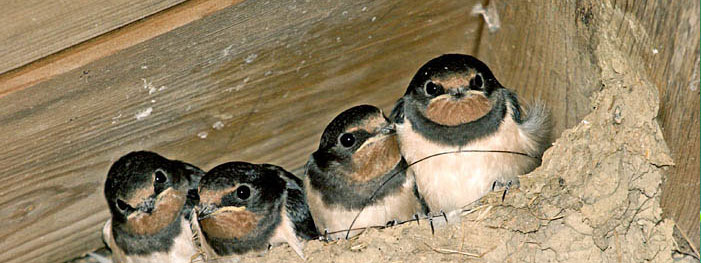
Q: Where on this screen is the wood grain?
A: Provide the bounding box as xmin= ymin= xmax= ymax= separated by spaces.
xmin=0 ymin=0 xmax=184 ymax=75
xmin=476 ymin=0 xmax=601 ymax=140
xmin=477 ymin=0 xmax=700 ymax=248
xmin=0 ymin=0 xmax=244 ymax=97
xmin=0 ymin=0 xmax=483 ymax=262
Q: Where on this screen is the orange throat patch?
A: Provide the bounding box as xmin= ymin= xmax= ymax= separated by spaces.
xmin=424 ymin=94 xmax=492 ymax=126
xmin=200 ymin=208 xmax=260 ymax=239
xmin=348 ymin=135 xmax=401 ymax=182
xmin=126 ymin=188 xmax=186 ymax=235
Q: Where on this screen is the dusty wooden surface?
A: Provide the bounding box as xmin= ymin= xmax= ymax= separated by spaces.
xmin=477 ymin=0 xmax=699 ymax=248
xmin=0 ymin=0 xmax=185 ymax=75
xmin=0 ymin=0 xmax=243 ymax=96
xmin=0 ymin=0 xmax=483 ymax=262
xmin=476 ymin=1 xmax=602 ymax=142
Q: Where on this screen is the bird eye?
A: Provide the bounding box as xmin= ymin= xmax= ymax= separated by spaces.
xmin=116 ymin=199 xmax=130 ymax=212
xmin=470 ymin=74 xmax=484 ymax=90
xmin=424 ymin=81 xmax=442 ymax=96
xmin=236 ymin=185 xmax=250 ymax=200
xmin=154 ymin=169 xmax=167 ymax=184
xmin=339 ymin=133 xmax=356 ymax=148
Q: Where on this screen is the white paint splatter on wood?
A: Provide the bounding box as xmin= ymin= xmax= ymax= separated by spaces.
xmin=135 ymin=107 xmax=153 ymax=120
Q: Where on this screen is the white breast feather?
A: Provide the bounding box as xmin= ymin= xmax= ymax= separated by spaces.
xmin=397 ymin=104 xmax=548 ymax=212
xmin=304 ymin=174 xmax=422 ymax=240
xmin=103 ymin=217 xmax=198 ymax=263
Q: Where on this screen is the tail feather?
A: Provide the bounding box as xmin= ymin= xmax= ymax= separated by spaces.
xmin=520 ymin=100 xmax=553 ymax=157
xmin=389 ymin=97 xmax=405 ymax=124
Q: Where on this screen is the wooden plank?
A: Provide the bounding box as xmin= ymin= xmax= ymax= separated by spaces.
xmin=0 ymin=0 xmax=483 ymax=262
xmin=477 ymin=0 xmax=700 ymax=249
xmin=0 ymin=0 xmax=243 ymax=97
xmin=476 ymin=0 xmax=601 ymax=140
xmin=0 ymin=0 xmax=185 ymax=75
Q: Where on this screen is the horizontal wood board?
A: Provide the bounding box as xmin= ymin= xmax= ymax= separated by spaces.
xmin=0 ymin=0 xmax=244 ymax=96
xmin=0 ymin=0 xmax=185 ymax=75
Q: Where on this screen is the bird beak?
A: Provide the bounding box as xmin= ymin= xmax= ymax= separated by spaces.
xmin=380 ymin=122 xmax=396 ymax=135
xmin=448 ymin=87 xmax=467 ymax=99
xmin=197 ymin=203 xmax=217 ymax=220
xmin=136 ymin=196 xmax=156 ymax=214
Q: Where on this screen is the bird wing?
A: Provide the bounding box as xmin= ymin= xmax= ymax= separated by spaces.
xmin=389 ymin=97 xmax=406 ymax=124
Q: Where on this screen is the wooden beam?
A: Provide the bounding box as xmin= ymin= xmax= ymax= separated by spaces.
xmin=476 ymin=1 xmax=601 ymax=139
xmin=0 ymin=0 xmax=244 ymax=97
xmin=0 ymin=0 xmax=184 ymax=75
xmin=0 ymin=0 xmax=483 ymax=262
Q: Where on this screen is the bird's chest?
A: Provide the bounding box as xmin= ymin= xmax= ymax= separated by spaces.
xmin=107 ymin=218 xmax=198 ymax=263
xmin=396 ymin=119 xmax=526 ymax=211
xmin=304 ymin=176 xmax=420 ymax=239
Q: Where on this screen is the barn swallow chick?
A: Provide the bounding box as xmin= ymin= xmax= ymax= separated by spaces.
xmin=102 ymin=151 xmax=204 ymax=263
xmin=390 ymin=54 xmax=552 ymax=213
xmin=305 ymin=105 xmax=426 ymax=240
xmin=194 ymin=162 xmax=318 ymax=260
